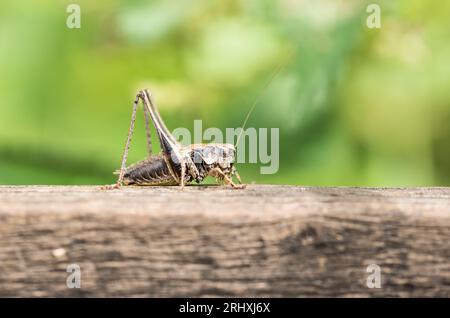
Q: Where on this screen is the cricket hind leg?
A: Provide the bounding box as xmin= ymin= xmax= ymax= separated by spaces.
xmin=101 ymin=93 xmax=141 ymax=190
xmin=143 ymin=103 xmax=152 ymax=157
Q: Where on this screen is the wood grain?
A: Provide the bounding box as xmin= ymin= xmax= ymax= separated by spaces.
xmin=0 ymin=185 xmax=449 ymax=297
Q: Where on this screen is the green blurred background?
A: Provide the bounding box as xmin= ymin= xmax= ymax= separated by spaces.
xmin=0 ymin=0 xmax=448 ymax=186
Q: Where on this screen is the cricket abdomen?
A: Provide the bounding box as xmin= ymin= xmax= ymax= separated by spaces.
xmin=122 ymin=155 xmax=178 ymax=186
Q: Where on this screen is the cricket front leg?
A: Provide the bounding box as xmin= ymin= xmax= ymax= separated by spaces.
xmin=234 ymin=170 xmax=243 ymax=184
xmin=210 ymin=167 xmax=246 ymax=189
xmin=101 ymin=93 xmax=141 ymax=190
xmin=180 ymin=159 xmax=186 ymax=190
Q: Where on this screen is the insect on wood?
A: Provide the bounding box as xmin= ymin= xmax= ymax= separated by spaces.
xmin=103 ymin=53 xmax=292 ymax=190
xmin=103 ymin=89 xmax=245 ymax=189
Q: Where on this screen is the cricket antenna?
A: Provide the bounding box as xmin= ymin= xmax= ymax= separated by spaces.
xmin=234 ymin=50 xmax=295 ymax=149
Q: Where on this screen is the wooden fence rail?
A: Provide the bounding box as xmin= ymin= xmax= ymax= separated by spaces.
xmin=0 ymin=185 xmax=449 ymax=297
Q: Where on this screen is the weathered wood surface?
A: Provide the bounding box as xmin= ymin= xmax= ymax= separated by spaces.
xmin=0 ymin=185 xmax=449 ymax=297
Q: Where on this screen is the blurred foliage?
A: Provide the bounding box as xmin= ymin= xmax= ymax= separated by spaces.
xmin=0 ymin=0 xmax=449 ymax=186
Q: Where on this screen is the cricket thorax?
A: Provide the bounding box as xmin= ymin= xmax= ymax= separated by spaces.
xmin=189 ymin=144 xmax=236 ymax=182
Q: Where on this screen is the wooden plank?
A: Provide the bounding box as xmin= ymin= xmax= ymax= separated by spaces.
xmin=0 ymin=185 xmax=449 ymax=297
